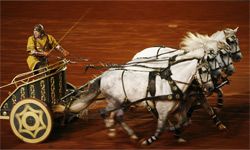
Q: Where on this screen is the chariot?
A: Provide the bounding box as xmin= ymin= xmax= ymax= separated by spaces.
xmin=0 ymin=59 xmax=88 ymax=143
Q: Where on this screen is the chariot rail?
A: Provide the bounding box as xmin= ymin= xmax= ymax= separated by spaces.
xmin=0 ymin=59 xmax=69 ymax=89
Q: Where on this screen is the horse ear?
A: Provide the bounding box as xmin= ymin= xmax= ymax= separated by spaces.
xmin=234 ymin=27 xmax=239 ymax=33
xmin=223 ymin=29 xmax=229 ymax=35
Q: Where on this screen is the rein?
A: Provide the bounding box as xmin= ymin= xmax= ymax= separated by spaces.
xmin=172 ymin=79 xmax=191 ymax=86
xmin=135 ymin=48 xmax=177 ymax=60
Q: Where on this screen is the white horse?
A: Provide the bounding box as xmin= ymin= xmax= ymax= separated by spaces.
xmin=52 ymin=32 xmax=228 ymax=145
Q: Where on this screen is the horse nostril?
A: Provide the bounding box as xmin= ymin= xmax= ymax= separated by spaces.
xmin=234 ymin=57 xmax=240 ymax=62
xmin=226 ymin=69 xmax=234 ymax=76
xmin=212 ymin=70 xmax=221 ymax=78
xmin=233 ymin=53 xmax=243 ymax=62
xmin=225 ymin=65 xmax=235 ymax=76
xmin=206 ymin=87 xmax=214 ymax=95
xmin=209 ymin=88 xmax=213 ymax=93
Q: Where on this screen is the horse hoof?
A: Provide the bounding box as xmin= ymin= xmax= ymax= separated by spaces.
xmin=218 ymin=124 xmax=227 ymax=131
xmin=177 ymin=138 xmax=187 ymax=143
xmin=108 ymin=132 xmax=116 ymax=137
xmin=183 ymin=119 xmax=192 ymax=127
xmin=141 ymin=140 xmax=148 ymax=146
xmin=107 ymin=129 xmax=116 ymax=137
xmin=138 ymin=138 xmax=148 ymax=146
xmin=105 ymin=119 xmax=115 ymax=128
xmin=130 ymin=134 xmax=139 ymax=140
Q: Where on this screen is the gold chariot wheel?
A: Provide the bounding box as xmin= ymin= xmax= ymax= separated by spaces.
xmin=10 ymin=98 xmax=53 ymax=143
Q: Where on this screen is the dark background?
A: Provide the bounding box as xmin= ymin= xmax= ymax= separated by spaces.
xmin=0 ymin=1 xmax=249 ymax=149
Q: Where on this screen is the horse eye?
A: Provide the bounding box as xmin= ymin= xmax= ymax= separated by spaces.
xmin=209 ymin=49 xmax=215 ymax=54
xmin=226 ymin=38 xmax=235 ymax=44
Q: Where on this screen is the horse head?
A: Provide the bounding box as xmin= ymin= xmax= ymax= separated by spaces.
xmin=211 ymin=27 xmax=243 ymax=62
xmin=216 ymin=41 xmax=235 ymax=76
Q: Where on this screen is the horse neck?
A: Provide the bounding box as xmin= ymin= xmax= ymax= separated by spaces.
xmin=170 ymin=59 xmax=198 ymax=93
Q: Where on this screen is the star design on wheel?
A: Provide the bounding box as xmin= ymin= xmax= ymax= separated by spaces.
xmin=15 ymin=104 xmax=47 ymax=138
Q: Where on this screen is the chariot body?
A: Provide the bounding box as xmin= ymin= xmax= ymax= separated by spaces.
xmin=0 ymin=59 xmax=85 ymax=143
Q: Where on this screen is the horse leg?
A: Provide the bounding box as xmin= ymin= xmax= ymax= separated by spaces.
xmin=141 ymin=101 xmax=176 ymax=145
xmin=214 ymin=88 xmax=224 ymax=112
xmin=104 ymin=112 xmax=117 ymax=137
xmin=171 ymin=113 xmax=189 ymax=143
xmin=102 ymin=101 xmax=119 ymax=137
xmin=200 ymin=97 xmax=227 ymax=130
xmin=186 ymin=101 xmax=202 ymax=125
xmin=114 ymin=109 xmax=138 ymax=140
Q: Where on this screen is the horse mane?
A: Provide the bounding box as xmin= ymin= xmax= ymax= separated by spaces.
xmin=210 ymin=30 xmax=225 ymax=41
xmin=179 ymin=32 xmax=212 ymax=52
xmin=211 ymin=28 xmax=238 ymax=41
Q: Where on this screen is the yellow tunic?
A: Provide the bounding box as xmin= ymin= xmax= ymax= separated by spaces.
xmin=26 ymin=34 xmax=59 ymax=70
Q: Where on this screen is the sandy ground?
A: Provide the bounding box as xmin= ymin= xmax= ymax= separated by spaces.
xmin=0 ymin=1 xmax=249 ymax=149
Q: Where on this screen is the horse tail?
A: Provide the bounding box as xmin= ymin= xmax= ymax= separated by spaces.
xmin=69 ymin=76 xmax=101 ymax=113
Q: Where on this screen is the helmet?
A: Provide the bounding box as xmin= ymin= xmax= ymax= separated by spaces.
xmin=34 ymin=24 xmax=45 ymax=35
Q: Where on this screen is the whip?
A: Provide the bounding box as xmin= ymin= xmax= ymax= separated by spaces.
xmin=47 ymin=8 xmax=92 ymax=60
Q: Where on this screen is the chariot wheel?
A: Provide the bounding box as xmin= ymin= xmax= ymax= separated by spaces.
xmin=9 ymin=98 xmax=53 ymax=143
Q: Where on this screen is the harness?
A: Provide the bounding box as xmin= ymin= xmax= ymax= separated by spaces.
xmin=219 ymin=49 xmax=233 ymax=68
xmin=100 ymin=58 xmax=213 ymax=119
xmin=120 ymin=60 xmax=185 ymax=104
xmin=134 ymin=46 xmax=177 ymax=60
xmin=207 ymin=53 xmax=221 ymax=73
xmin=97 ymin=56 xmax=213 ymax=119
xmin=121 ymin=70 xmax=129 ymax=101
xmin=156 ymin=46 xmax=163 ymax=59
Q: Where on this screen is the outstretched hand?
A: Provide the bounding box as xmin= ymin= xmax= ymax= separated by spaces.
xmin=42 ymin=51 xmax=50 ymax=57
xmin=30 ymin=50 xmax=50 ymax=57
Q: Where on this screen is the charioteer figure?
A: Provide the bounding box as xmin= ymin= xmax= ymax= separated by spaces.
xmin=26 ymin=24 xmax=69 ymax=73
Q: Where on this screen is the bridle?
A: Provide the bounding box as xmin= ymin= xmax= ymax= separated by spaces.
xmin=196 ymin=59 xmax=213 ymax=88
xmin=206 ymin=50 xmax=222 ymax=74
xmin=217 ymin=48 xmax=234 ymax=70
